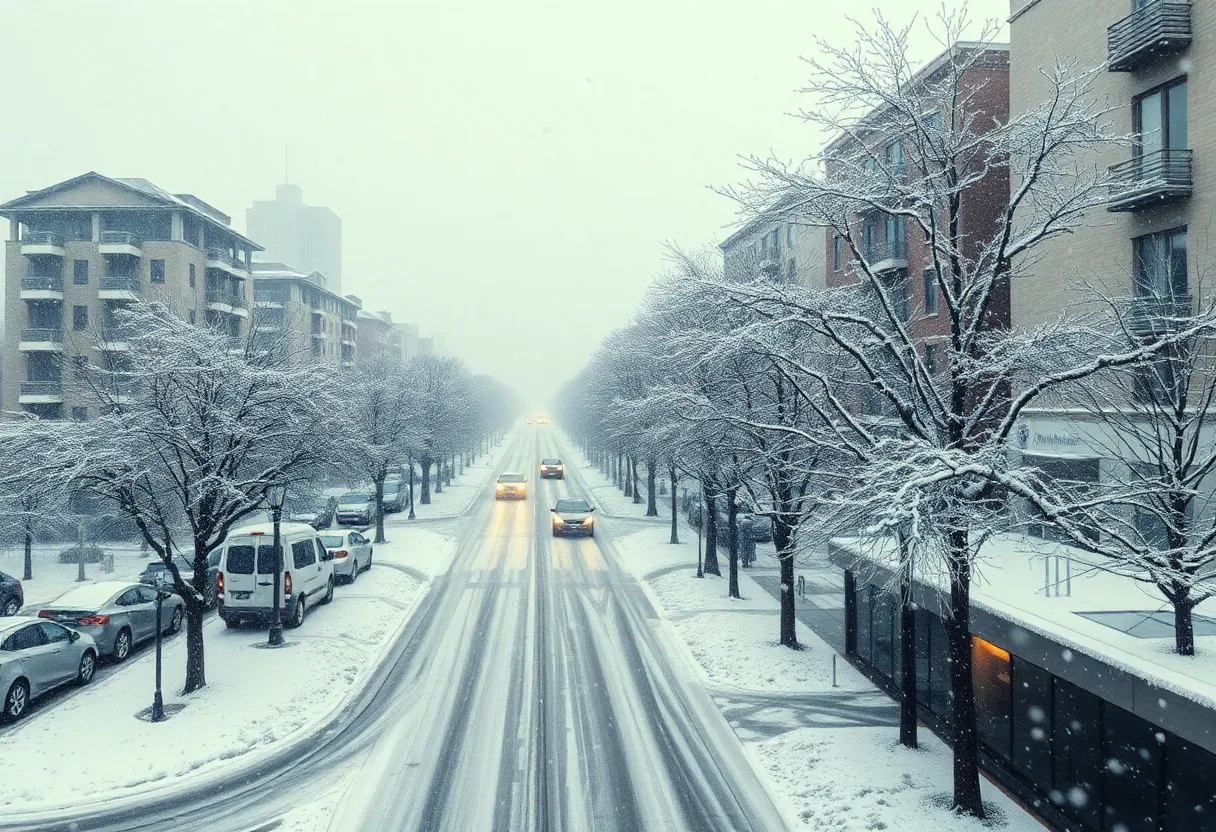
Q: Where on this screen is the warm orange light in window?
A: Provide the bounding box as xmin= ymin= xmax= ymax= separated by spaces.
xmin=974 ymin=637 xmax=1009 ymax=662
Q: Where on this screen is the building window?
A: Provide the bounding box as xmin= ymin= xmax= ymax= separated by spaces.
xmin=1051 ymin=678 xmax=1102 ymax=828
xmin=833 ymin=236 xmax=844 ymax=271
xmin=769 ymin=229 xmax=780 ymax=256
xmin=886 ymin=139 xmax=904 ymax=170
xmin=189 ymin=263 xmax=196 ymax=288
xmin=1165 ymin=735 xmax=1216 ymax=828
xmin=188 ymin=309 xmax=196 ymax=324
xmin=1010 ymin=658 xmax=1053 ymax=791
xmin=1134 ymin=77 xmax=1187 ymax=158
xmin=855 ymin=585 xmax=872 ymax=663
xmin=151 ymin=259 xmax=165 ymax=284
xmin=73 ymin=260 xmax=89 ymax=285
xmin=786 ymin=259 xmax=796 ymax=281
xmin=923 ymin=268 xmax=939 ymax=314
xmin=924 ymin=344 xmax=938 ymax=375
xmin=71 ymin=407 xmax=88 ymax=422
xmin=972 ymin=638 xmax=1012 ymax=763
xmin=882 ymin=270 xmax=910 ymax=323
xmin=73 ymin=305 xmax=88 ymax=331
xmin=1025 ymin=455 xmax=1100 ymax=543
xmin=1133 ymin=228 xmax=1187 ymax=299
xmin=787 ymin=223 xmax=796 ymax=246
xmin=1102 ymin=703 xmax=1162 ymax=832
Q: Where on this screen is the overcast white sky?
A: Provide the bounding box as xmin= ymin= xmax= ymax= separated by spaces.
xmin=0 ymin=0 xmax=1008 ymax=407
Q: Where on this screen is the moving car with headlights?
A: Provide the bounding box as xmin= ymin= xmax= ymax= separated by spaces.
xmin=319 ymin=530 xmax=374 ymax=583
xmin=287 ymin=494 xmax=338 ymax=529
xmin=551 ymin=499 xmax=595 ymax=537
xmin=138 ymin=550 xmax=222 ymax=608
xmin=38 ymin=580 xmax=185 ymax=663
xmin=382 ymin=478 xmax=406 ymax=513
xmin=336 ymin=490 xmax=378 ymax=526
xmin=217 ymin=523 xmax=335 ymax=629
xmin=1 ymin=572 xmax=22 ymax=616
xmin=1 ymin=618 xmax=98 ymax=721
xmin=539 ymin=458 xmax=565 ymax=479
xmin=495 ymin=473 xmax=528 ymax=500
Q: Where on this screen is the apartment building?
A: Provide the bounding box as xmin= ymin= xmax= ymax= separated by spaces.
xmin=0 ymin=172 xmax=260 ymax=419
xmin=249 ymin=262 xmax=358 ymax=372
xmin=719 ymin=198 xmax=829 ymax=290
xmin=247 ymin=184 xmax=342 ymax=293
xmin=355 ymin=308 xmax=402 ymax=364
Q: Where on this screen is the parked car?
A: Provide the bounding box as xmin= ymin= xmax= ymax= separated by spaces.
xmin=382 ymin=480 xmax=406 ymax=513
xmin=336 ymin=491 xmax=378 ymax=526
xmin=137 ymin=550 xmax=222 ymax=608
xmin=495 ymin=473 xmax=528 ymax=500
xmin=687 ymin=501 xmax=773 ymax=544
xmin=318 ymin=530 xmax=374 ymax=583
xmin=37 ymin=581 xmax=185 ymax=663
xmin=217 ymin=522 xmax=335 ymax=629
xmin=57 ymin=544 xmax=106 ymax=564
xmin=551 ymin=499 xmax=595 ymax=537
xmin=0 ymin=618 xmax=98 ymax=721
xmin=0 ymin=572 xmax=23 ymax=616
xmin=287 ymin=494 xmax=338 ymax=529
xmin=539 ymin=458 xmax=565 ymax=479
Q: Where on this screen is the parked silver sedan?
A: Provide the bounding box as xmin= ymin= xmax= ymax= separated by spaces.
xmin=37 ymin=581 xmax=184 ymax=663
xmin=1 ymin=618 xmax=98 ymax=721
xmin=318 ymin=530 xmax=374 ymax=583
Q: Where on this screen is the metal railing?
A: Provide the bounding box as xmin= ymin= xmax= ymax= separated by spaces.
xmin=99 ymin=231 xmax=143 ymax=247
xmin=863 ymin=238 xmax=909 ymax=265
xmin=1108 ymin=1 xmax=1192 ymax=73
xmin=205 ymin=248 xmax=247 ymax=270
xmin=1123 ymin=294 xmax=1192 ymax=334
xmin=21 ymin=231 xmax=65 ymax=247
xmin=1108 ymin=148 xmax=1192 ymax=211
xmin=20 ymin=328 xmax=63 ymax=343
xmin=21 ymin=276 xmax=63 ymax=292
xmin=100 ymin=276 xmax=140 ymax=292
xmin=205 ymin=289 xmax=246 ymax=308
xmin=20 ymin=381 xmax=63 ymax=396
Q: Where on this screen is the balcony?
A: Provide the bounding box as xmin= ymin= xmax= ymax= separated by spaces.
xmin=18 ymin=381 xmax=63 ymax=404
xmin=98 ymin=327 xmax=131 ymax=351
xmin=862 ymin=239 xmax=909 ymax=272
xmin=20 ymin=276 xmax=64 ymax=301
xmin=20 ymin=231 xmax=65 ymax=258
xmin=18 ymin=328 xmax=64 ymax=352
xmin=205 ymin=289 xmax=248 ymax=317
xmin=98 ymin=276 xmax=140 ymax=300
xmin=1107 ymin=148 xmax=1192 ymax=212
xmin=205 ymin=248 xmax=250 ymax=279
xmin=98 ymin=231 xmax=143 ymax=257
xmin=1122 ymin=295 xmax=1192 ymax=334
xmin=1108 ymin=1 xmax=1192 ymax=73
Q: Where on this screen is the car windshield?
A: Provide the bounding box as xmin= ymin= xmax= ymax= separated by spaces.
xmin=555 ymin=500 xmax=591 ymax=512
xmin=318 ymin=535 xmax=345 ymax=548
xmin=340 ymin=493 xmax=372 ymax=503
xmin=542 ymin=459 xmax=562 ymax=465
xmin=498 ymin=474 xmax=525 ymax=483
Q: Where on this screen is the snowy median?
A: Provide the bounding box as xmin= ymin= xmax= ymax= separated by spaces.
xmin=612 ymin=525 xmax=1042 ymax=832
xmin=0 ymin=526 xmax=456 ymax=818
xmin=384 ymin=434 xmax=514 ymax=524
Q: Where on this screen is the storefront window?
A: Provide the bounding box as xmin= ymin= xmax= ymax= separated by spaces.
xmin=914 ymin=609 xmax=932 ymax=709
xmin=1011 ymin=658 xmax=1053 ymax=791
xmin=972 ymin=638 xmax=1012 ymax=763
xmin=1165 ymin=735 xmax=1216 ymax=830
xmin=1052 ymin=678 xmax=1101 ymax=828
xmin=928 ymin=613 xmax=951 ymax=719
xmin=1102 ymin=704 xmax=1161 ymax=832
xmin=856 ymin=585 xmax=872 ymax=663
xmin=873 ymin=591 xmax=895 ymax=680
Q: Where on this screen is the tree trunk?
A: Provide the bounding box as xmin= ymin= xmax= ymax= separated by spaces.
xmin=703 ymin=486 xmax=720 ymax=577
xmin=1174 ymin=594 xmax=1196 ymax=656
xmin=668 ymin=463 xmax=679 ymax=544
xmin=22 ymin=522 xmax=33 ymax=581
xmin=435 ymin=459 xmax=444 ymax=493
xmin=373 ymin=476 xmax=387 ymax=544
xmin=420 ymin=457 xmax=432 ymax=504
xmin=631 ymin=458 xmax=642 ymax=504
xmin=408 ymin=459 xmax=416 ymax=519
xmin=946 ymin=535 xmax=984 ymax=818
xmin=646 ymin=458 xmax=658 ymax=517
xmin=773 ymin=517 xmax=798 ymax=647
xmin=899 ymin=531 xmax=918 ymax=748
xmin=727 ymin=488 xmax=740 ymax=599
xmin=182 ymin=599 xmax=207 ymax=694
xmin=623 ymin=457 xmax=634 ymax=498
xmin=446 ymin=455 xmax=454 ymax=486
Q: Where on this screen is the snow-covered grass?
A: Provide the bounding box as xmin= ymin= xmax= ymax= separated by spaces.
xmin=385 ymin=435 xmax=514 ymax=524
xmin=0 ymin=542 xmax=152 ymax=612
xmin=561 ymin=438 xmax=671 ymax=520
xmin=612 ymin=525 xmax=1042 ymax=832
xmin=0 ymin=528 xmax=454 ymax=818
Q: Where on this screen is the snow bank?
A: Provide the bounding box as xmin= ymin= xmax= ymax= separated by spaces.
xmin=0 ymin=542 xmax=154 ymax=612
xmin=385 ymin=434 xmax=513 ymax=524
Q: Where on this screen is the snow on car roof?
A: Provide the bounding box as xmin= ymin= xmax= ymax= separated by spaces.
xmin=227 ymin=522 xmax=320 ymax=538
xmin=45 ymin=580 xmax=135 ymax=609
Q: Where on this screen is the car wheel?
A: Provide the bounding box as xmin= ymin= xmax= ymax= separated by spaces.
xmin=112 ymin=628 xmax=132 ymax=663
xmin=224 ymin=617 xmax=241 ymax=629
xmin=76 ymin=651 xmax=97 ymax=686
xmin=2 ymin=680 xmax=29 ymax=722
xmin=166 ymin=606 xmax=184 ymax=635
xmin=324 ymin=576 xmax=335 ymax=604
xmin=2 ymin=598 xmax=19 ymax=616
xmin=349 ymin=561 xmax=358 ymax=584
xmin=365 ymin=552 xmax=373 ymax=571
xmin=288 ymin=596 xmax=306 ymax=628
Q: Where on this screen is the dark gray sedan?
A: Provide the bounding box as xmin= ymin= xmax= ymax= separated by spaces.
xmin=0 ymin=618 xmax=98 ymax=721
xmin=138 ymin=550 xmax=221 ymax=608
xmin=551 ymin=499 xmax=595 ymax=537
xmin=37 ymin=581 xmax=185 ymax=663
xmin=0 ymin=572 xmax=22 ymax=616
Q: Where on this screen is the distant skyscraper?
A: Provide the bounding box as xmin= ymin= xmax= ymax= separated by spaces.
xmin=247 ymin=184 xmax=342 ymax=292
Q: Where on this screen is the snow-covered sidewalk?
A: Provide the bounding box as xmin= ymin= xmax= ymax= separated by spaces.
xmin=0 ymin=527 xmax=456 ymax=819
xmin=386 ymin=434 xmax=514 ymax=524
xmin=561 ymin=437 xmax=669 ymax=520
xmin=612 ymin=525 xmax=1043 ymax=832
xmin=0 ymin=542 xmax=155 ymax=612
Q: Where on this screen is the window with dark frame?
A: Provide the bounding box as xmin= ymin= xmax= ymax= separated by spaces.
xmin=151 ymin=259 xmax=165 ymax=283
xmin=923 ymin=268 xmax=939 ymax=314
xmin=786 ymin=259 xmax=796 ymax=281
xmin=73 ymin=305 xmax=88 ymax=331
xmin=1134 ymin=77 xmax=1187 ymax=158
xmin=924 ymin=344 xmax=938 ymax=375
xmin=833 ymin=236 xmax=844 ymax=271
xmin=189 ymin=263 xmax=196 ymax=287
xmin=73 ymin=259 xmax=89 ymax=285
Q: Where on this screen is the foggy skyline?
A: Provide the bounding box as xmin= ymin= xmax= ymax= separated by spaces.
xmin=0 ymin=0 xmax=1008 ymax=407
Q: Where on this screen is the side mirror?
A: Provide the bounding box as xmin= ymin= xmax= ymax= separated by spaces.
xmin=69 ymin=630 xmax=81 ymax=643
xmin=322 ymin=551 xmax=334 ymax=562
xmin=550 ymin=508 xmax=557 ymax=513
xmin=588 ymin=507 xmax=595 ymax=512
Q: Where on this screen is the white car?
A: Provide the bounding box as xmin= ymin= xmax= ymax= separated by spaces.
xmin=319 ymin=530 xmax=374 ymax=583
xmin=217 ymin=523 xmax=335 ymax=629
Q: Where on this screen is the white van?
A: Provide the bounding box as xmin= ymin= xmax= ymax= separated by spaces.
xmin=217 ymin=522 xmax=335 ymax=629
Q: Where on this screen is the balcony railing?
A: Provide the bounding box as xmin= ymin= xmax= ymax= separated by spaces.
xmin=21 ymin=276 xmax=63 ymax=292
xmin=100 ymin=276 xmax=141 ymax=293
xmin=205 ymin=248 xmax=248 ymax=272
xmin=205 ymin=289 xmax=246 ymax=308
xmin=99 ymin=231 xmax=143 ymax=247
xmin=862 ymin=238 xmax=909 ymax=267
xmin=20 ymin=381 xmax=63 ymax=397
xmin=20 ymin=328 xmax=63 ymax=343
xmin=1108 ymin=148 xmax=1192 ymax=212
xmin=1123 ymin=295 xmax=1192 ymax=334
xmin=101 ymin=327 xmax=131 ymax=344
xmin=21 ymin=231 xmax=65 ymax=247
xmin=1108 ymin=1 xmax=1192 ymax=73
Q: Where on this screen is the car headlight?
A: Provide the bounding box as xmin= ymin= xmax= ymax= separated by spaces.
xmin=552 ymin=516 xmax=565 ymax=525
xmin=582 ymin=517 xmax=594 ymax=526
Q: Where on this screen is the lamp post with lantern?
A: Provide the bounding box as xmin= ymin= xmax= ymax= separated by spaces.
xmin=266 ymin=484 xmax=287 ymax=647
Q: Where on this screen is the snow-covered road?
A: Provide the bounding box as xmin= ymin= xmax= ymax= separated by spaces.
xmin=11 ymin=426 xmax=783 ymax=832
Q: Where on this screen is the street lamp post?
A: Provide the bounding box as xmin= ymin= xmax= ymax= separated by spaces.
xmin=267 ymin=484 xmax=286 ymax=647
xmin=696 ymin=496 xmax=705 ymax=579
xmin=407 ymin=458 xmax=416 ymax=520
xmin=151 ymin=573 xmax=170 ymax=721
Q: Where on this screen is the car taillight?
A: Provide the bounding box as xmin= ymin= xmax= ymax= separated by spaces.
xmin=334 ymin=549 xmax=349 ymax=558
xmin=77 ymin=615 xmax=109 ymax=626
xmin=217 ymin=571 xmax=224 ymax=596
xmin=37 ymin=610 xmax=52 ymax=618
xmin=284 ymin=571 xmax=293 ymax=595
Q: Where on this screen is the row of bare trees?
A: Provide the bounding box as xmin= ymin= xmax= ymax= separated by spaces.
xmin=556 ymin=10 xmax=1216 ymax=819
xmin=0 ymin=301 xmax=517 ymax=696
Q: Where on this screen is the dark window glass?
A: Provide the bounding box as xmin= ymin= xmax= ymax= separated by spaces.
xmin=257 ymin=546 xmax=279 ymax=573
xmin=1133 ymin=228 xmax=1187 ymax=299
xmin=925 ymin=345 xmax=938 ymax=375
xmin=10 ymin=625 xmax=47 ymax=651
xmin=188 ymin=310 xmax=196 ymax=325
xmin=73 ymin=260 xmax=89 ymax=284
xmin=189 ymin=263 xmax=196 ymax=287
xmin=786 ymin=259 xmax=796 ymax=281
xmin=1102 ymin=703 xmax=1161 ymax=832
xmin=1051 ymin=678 xmax=1101 ymax=828
xmin=1026 ymin=455 xmax=1100 ymax=543
xmin=972 ymin=638 xmax=1012 ymax=763
xmin=291 ymin=540 xmax=315 ymax=568
xmin=38 ymin=621 xmax=71 ymax=643
xmin=855 ymin=585 xmax=872 ymax=663
xmin=1134 ymin=78 xmax=1186 ymax=156
xmin=116 ymin=589 xmax=141 ymax=606
xmin=226 ymin=545 xmax=255 ymax=574
xmin=833 ymin=237 xmax=844 ymax=271
xmin=1165 ymin=734 xmax=1216 ymax=830
xmin=872 ymin=591 xmax=895 ymax=680
xmin=73 ymin=305 xmax=88 ymax=331
xmin=1011 ymin=658 xmax=1053 ymax=790
xmin=151 ymin=259 xmax=165 ymax=283
xmin=928 ymin=613 xmax=950 ymax=718
xmin=923 ymin=268 xmax=938 ymax=314
xmin=914 ymin=609 xmax=932 ymax=709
